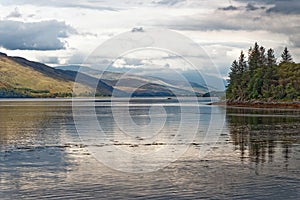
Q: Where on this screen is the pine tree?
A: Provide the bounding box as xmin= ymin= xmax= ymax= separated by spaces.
xmin=248 ymin=42 xmax=260 ymax=71
xmin=266 ymin=48 xmax=276 ymax=66
xmin=259 ymin=46 xmax=267 ymax=67
xmin=229 ymin=60 xmax=239 ymax=79
xmin=280 ymin=47 xmax=293 ymax=64
xmin=227 ymin=60 xmax=239 ymax=98
xmin=238 ymin=51 xmax=247 ymax=73
xmin=262 ymin=48 xmax=277 ymax=98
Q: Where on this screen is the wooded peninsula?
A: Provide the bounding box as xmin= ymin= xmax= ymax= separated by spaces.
xmin=226 ymin=43 xmax=300 ymax=108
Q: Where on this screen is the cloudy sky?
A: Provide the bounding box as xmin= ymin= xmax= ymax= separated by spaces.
xmin=0 ymin=0 xmax=299 ymax=78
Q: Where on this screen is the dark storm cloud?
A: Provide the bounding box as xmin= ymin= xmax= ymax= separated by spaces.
xmin=233 ymin=0 xmax=300 ymax=14
xmin=266 ymin=0 xmax=300 ymax=14
xmin=0 ymin=20 xmax=76 ymax=50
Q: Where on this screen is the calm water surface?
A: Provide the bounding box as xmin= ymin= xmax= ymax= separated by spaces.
xmin=0 ymin=98 xmax=299 ymax=199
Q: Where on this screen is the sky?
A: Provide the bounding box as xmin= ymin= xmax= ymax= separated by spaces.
xmin=0 ymin=0 xmax=299 ymax=78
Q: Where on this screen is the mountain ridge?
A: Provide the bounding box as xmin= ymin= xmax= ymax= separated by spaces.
xmin=0 ymin=52 xmax=222 ymax=98
xmin=55 ymin=65 xmax=213 ymax=96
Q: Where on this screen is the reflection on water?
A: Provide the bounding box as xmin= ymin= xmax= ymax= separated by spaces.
xmin=0 ymin=99 xmax=299 ymax=199
xmin=227 ymin=107 xmax=300 ymax=167
xmin=0 ymin=101 xmax=77 ymax=199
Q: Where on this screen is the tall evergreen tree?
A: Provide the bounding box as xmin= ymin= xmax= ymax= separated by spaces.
xmin=259 ymin=46 xmax=267 ymax=67
xmin=262 ymin=48 xmax=277 ymax=98
xmin=248 ymin=42 xmax=260 ymax=71
xmin=266 ymin=48 xmax=276 ymax=66
xmin=229 ymin=60 xmax=239 ymax=79
xmin=280 ymin=47 xmax=293 ymax=64
xmin=238 ymin=51 xmax=247 ymax=73
xmin=227 ymin=60 xmax=239 ymax=98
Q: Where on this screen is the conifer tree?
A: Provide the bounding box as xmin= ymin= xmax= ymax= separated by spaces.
xmin=262 ymin=48 xmax=277 ymax=98
xmin=238 ymin=51 xmax=247 ymax=73
xmin=259 ymin=46 xmax=267 ymax=67
xmin=229 ymin=60 xmax=239 ymax=79
xmin=227 ymin=60 xmax=239 ymax=98
xmin=267 ymin=48 xmax=276 ymax=66
xmin=280 ymin=47 xmax=293 ymax=64
xmin=248 ymin=42 xmax=260 ymax=71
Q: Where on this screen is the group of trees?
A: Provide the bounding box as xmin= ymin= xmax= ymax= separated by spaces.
xmin=0 ymin=87 xmax=74 ymax=98
xmin=227 ymin=43 xmax=300 ymax=101
xmin=0 ymin=88 xmax=29 ymax=98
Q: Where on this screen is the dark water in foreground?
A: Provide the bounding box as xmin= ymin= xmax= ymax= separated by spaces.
xmin=0 ymin=98 xmax=299 ymax=199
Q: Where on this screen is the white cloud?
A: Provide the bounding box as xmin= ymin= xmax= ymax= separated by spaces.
xmin=6 ymin=7 xmax=22 ymax=18
xmin=0 ymin=20 xmax=76 ymax=50
xmin=0 ymin=0 xmax=298 ymax=77
xmin=0 ymin=0 xmax=118 ymax=11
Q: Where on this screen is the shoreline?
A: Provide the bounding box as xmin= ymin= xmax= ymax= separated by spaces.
xmin=212 ymin=100 xmax=300 ymax=109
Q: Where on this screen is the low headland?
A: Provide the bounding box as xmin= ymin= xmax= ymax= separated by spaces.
xmin=223 ymin=43 xmax=300 ymax=109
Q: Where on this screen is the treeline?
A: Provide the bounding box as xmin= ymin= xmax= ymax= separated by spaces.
xmin=226 ymin=43 xmax=300 ymax=101
xmin=0 ymin=88 xmax=29 ymax=98
xmin=0 ymin=87 xmax=73 ymax=98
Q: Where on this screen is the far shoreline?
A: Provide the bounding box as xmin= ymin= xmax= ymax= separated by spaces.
xmin=211 ymin=100 xmax=300 ymax=109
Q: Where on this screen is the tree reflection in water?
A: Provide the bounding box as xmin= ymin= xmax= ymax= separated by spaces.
xmin=226 ymin=107 xmax=300 ymax=170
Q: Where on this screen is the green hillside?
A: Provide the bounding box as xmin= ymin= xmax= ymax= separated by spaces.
xmin=0 ymin=53 xmax=112 ymax=97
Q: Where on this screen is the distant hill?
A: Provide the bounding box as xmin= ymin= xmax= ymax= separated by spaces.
xmin=0 ymin=52 xmax=222 ymax=98
xmin=0 ymin=53 xmax=114 ymax=97
xmin=55 ymin=65 xmax=213 ymax=96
